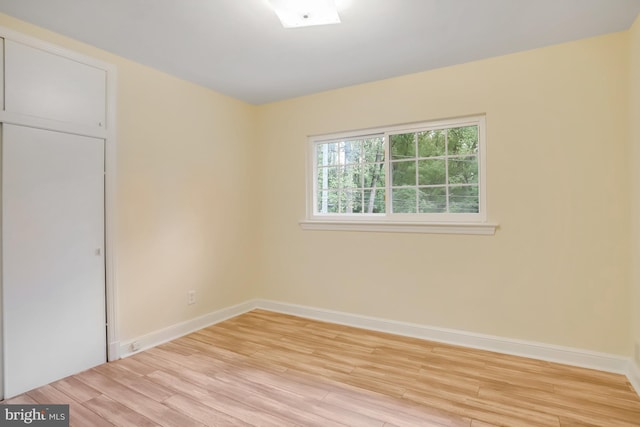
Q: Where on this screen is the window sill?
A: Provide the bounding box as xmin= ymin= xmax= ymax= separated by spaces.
xmin=299 ymin=220 xmax=498 ymax=235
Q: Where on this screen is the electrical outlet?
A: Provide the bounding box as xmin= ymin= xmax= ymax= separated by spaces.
xmin=130 ymin=341 xmax=140 ymax=352
xmin=188 ymin=290 xmax=196 ymax=305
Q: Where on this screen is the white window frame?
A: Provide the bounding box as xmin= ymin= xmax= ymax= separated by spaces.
xmin=300 ymin=115 xmax=498 ymax=235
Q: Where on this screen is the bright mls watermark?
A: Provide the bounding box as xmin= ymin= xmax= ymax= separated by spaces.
xmin=0 ymin=405 xmax=69 ymax=426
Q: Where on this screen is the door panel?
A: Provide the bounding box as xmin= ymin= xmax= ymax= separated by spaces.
xmin=2 ymin=124 xmax=106 ymax=397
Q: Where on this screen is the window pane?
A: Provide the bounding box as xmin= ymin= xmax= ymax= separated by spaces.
xmin=419 ymin=187 xmax=447 ymax=213
xmin=449 ymin=185 xmax=479 ymax=213
xmin=418 ymin=159 xmax=446 ymax=185
xmin=334 ymin=191 xmax=346 ymax=213
xmin=390 ymin=133 xmax=415 ymax=160
xmin=418 ymin=130 xmax=445 ymax=158
xmin=340 ymin=140 xmax=362 ymax=165
xmin=448 ymin=156 xmax=478 ymax=184
xmin=343 ymin=189 xmax=363 ymax=213
xmin=364 ymin=188 xmax=385 ymax=213
xmin=363 ymin=162 xmax=385 ymax=188
xmin=363 ymin=137 xmax=385 ymax=162
xmin=448 ymin=126 xmax=478 ymax=155
xmin=392 ymin=188 xmax=417 ymax=213
xmin=316 ymin=142 xmax=339 ymax=167
xmin=317 ymin=166 xmax=339 ymax=190
xmin=317 ymin=190 xmax=341 ymax=213
xmin=317 ymin=190 xmax=327 ymax=213
xmin=343 ymin=164 xmax=363 ymax=188
xmin=391 ymin=160 xmax=416 ymax=186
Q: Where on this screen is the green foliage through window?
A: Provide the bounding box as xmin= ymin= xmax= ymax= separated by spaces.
xmin=390 ymin=125 xmax=479 ymax=214
xmin=316 ymin=137 xmax=385 ymax=214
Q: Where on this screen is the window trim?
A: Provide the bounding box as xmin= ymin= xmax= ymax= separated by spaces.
xmin=302 ymin=115 xmax=497 ymax=235
xmin=299 ymin=219 xmax=498 ymax=235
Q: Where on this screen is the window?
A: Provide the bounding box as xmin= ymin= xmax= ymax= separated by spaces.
xmin=303 ymin=115 xmax=496 ymax=234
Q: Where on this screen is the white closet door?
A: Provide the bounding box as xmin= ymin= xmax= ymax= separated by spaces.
xmin=2 ymin=124 xmax=106 ymax=397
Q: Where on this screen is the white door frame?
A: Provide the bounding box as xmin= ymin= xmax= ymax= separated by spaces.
xmin=0 ymin=26 xmax=119 ymax=399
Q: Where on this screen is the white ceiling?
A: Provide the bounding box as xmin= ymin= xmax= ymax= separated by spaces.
xmin=0 ymin=0 xmax=638 ymax=105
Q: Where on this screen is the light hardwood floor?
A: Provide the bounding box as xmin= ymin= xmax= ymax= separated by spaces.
xmin=3 ymin=309 xmax=640 ymax=426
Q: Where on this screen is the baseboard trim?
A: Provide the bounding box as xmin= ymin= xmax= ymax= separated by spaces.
xmin=628 ymin=361 xmax=640 ymax=397
xmin=118 ymin=299 xmax=258 ymax=358
xmin=254 ymin=299 xmax=629 ymax=375
xmin=107 ymin=341 xmax=120 ymax=361
xmin=114 ymin=297 xmax=638 ymax=397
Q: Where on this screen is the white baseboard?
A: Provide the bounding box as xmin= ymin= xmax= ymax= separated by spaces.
xmin=254 ymin=299 xmax=630 ymax=375
xmin=118 ymin=299 xmax=258 ymax=358
xmin=108 ymin=341 xmax=120 ymax=361
xmin=113 ymin=297 xmax=638 ymax=397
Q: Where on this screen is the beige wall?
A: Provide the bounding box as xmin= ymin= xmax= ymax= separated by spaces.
xmin=255 ymin=32 xmax=631 ymax=355
xmin=0 ymin=14 xmax=258 ymax=342
xmin=630 ymin=14 xmax=640 ymax=368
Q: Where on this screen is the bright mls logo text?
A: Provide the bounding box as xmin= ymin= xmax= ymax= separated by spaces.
xmin=1 ymin=405 xmax=69 ymax=426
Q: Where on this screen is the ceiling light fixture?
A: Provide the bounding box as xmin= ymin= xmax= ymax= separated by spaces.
xmin=268 ymin=0 xmax=341 ymax=28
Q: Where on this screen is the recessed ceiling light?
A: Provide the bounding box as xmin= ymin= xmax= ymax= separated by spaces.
xmin=268 ymin=0 xmax=341 ymax=28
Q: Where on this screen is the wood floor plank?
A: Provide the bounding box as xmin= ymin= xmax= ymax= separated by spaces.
xmin=92 ymin=362 xmax=175 ymax=402
xmin=50 ymin=376 xmax=102 ymax=403
xmin=2 ymin=309 xmax=639 ymax=426
xmin=161 ymin=394 xmax=251 ymax=427
xmin=322 ymin=388 xmax=471 ymax=426
xmin=3 ymin=394 xmax=39 ymax=405
xmin=75 ymin=369 xmax=205 ymax=427
xmin=114 ymin=355 xmax=160 ymax=376
xmin=83 ymin=394 xmax=158 ymax=427
xmin=25 ymin=384 xmax=115 ymax=427
xmin=479 ymin=383 xmax=640 ymax=423
xmin=146 ymin=369 xmax=294 ymax=426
